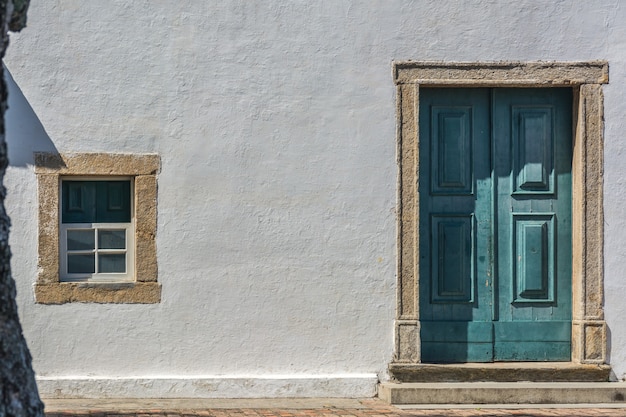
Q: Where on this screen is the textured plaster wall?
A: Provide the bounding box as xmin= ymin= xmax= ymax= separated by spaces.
xmin=3 ymin=0 xmax=626 ymax=394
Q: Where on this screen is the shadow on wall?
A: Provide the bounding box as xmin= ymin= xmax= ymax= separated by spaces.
xmin=4 ymin=66 xmax=59 ymax=167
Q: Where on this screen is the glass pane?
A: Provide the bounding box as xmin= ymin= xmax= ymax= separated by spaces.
xmin=67 ymin=254 xmax=95 ymax=273
xmin=98 ymin=254 xmax=126 ymax=273
xmin=62 ymin=181 xmax=97 ymax=223
xmin=98 ymin=229 xmax=126 ymax=249
xmin=97 ymin=181 xmax=131 ymax=222
xmin=67 ymin=230 xmax=95 ymax=251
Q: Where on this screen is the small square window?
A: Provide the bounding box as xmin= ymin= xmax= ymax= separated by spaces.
xmin=59 ymin=179 xmax=134 ymax=282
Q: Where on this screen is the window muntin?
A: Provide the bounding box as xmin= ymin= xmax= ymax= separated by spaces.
xmin=59 ymin=179 xmax=134 ymax=282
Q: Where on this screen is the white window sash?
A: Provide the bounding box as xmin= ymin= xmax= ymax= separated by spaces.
xmin=59 ymin=222 xmax=135 ymax=282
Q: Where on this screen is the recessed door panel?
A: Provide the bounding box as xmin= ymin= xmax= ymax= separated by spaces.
xmin=431 ymin=107 xmax=473 ymax=194
xmin=512 ymin=107 xmax=554 ymax=193
xmin=512 ymin=214 xmax=555 ymax=303
xmin=431 ymin=215 xmax=474 ymax=303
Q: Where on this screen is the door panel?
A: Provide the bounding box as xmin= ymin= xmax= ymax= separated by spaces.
xmin=512 ymin=107 xmax=554 ymax=193
xmin=430 ymin=214 xmax=474 ymax=303
xmin=492 ymin=88 xmax=572 ymax=361
xmin=431 ymin=106 xmax=474 ymax=194
xmin=512 ymin=214 xmax=555 ymax=303
xmin=421 ymin=321 xmax=493 ymax=363
xmin=419 ymin=88 xmax=493 ymax=361
xmin=493 ymin=321 xmax=571 ymax=361
xmin=419 ymin=87 xmax=572 ymax=362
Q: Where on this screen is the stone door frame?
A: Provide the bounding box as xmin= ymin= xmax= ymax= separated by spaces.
xmin=392 ymin=61 xmax=609 ymax=372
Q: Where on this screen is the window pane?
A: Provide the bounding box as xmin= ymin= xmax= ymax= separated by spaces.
xmin=62 ymin=181 xmax=97 ymax=223
xmin=67 ymin=230 xmax=95 ymax=250
xmin=67 ymin=254 xmax=95 ymax=273
xmin=96 ymin=181 xmax=131 ymax=223
xmin=62 ymin=180 xmax=131 ymax=223
xmin=99 ymin=254 xmax=126 ymax=273
xmin=98 ymin=230 xmax=126 ymax=249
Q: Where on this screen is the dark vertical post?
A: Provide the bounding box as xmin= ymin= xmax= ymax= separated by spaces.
xmin=0 ymin=1 xmax=44 ymax=416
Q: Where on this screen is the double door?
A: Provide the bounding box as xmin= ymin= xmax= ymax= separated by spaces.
xmin=419 ymin=88 xmax=572 ymax=362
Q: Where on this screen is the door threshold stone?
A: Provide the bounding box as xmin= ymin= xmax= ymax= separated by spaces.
xmin=389 ymin=362 xmax=611 ymax=382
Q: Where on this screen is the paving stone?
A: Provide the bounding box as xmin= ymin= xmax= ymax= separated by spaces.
xmin=40 ymin=398 xmax=626 ymax=417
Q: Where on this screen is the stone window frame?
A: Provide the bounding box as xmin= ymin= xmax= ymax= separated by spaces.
xmin=34 ymin=153 xmax=161 ymax=304
xmin=392 ymin=62 xmax=609 ymax=376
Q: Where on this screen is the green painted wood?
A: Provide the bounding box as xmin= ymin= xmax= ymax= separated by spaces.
xmin=431 ymin=215 xmax=473 ymax=303
xmin=421 ymin=321 xmax=493 ymax=363
xmin=421 ymin=321 xmax=494 ymax=342
xmin=421 ymin=342 xmax=494 ymax=363
xmin=492 ymin=88 xmax=572 ymax=361
xmin=493 ymin=343 xmax=571 ymax=361
xmin=419 ymin=88 xmax=492 ymax=362
xmin=517 ymin=221 xmax=548 ymax=296
xmin=419 ymin=88 xmax=572 ymax=363
xmin=513 ymin=214 xmax=554 ymax=302
xmin=493 ymin=321 xmax=571 ymax=341
xmin=494 ymin=320 xmax=571 ymax=360
xmin=513 ymin=107 xmax=553 ymax=192
xmin=431 ymin=107 xmax=473 ymax=194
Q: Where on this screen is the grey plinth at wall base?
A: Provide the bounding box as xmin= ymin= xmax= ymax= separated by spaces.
xmin=378 ymin=382 xmax=626 ymax=405
xmin=389 ymin=363 xmax=611 ymax=383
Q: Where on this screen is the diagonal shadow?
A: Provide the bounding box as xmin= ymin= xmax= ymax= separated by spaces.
xmin=4 ymin=66 xmax=59 ymax=167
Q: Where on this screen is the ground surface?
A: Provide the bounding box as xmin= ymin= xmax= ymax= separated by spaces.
xmin=42 ymin=398 xmax=626 ymax=417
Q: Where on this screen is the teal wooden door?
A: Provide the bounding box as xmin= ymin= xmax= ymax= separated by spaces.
xmin=419 ymin=88 xmax=572 ymax=362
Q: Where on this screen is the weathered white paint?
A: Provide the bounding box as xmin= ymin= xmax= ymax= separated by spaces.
xmin=36 ymin=375 xmax=378 ymax=399
xmin=3 ymin=0 xmax=626 ymax=397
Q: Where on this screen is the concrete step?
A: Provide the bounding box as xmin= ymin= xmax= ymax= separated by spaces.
xmin=378 ymin=382 xmax=626 ymax=405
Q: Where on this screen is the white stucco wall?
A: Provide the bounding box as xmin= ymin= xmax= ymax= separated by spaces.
xmin=3 ymin=0 xmax=626 ymax=397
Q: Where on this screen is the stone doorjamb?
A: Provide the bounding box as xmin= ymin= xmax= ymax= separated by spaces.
xmin=392 ymin=61 xmax=609 ymax=371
